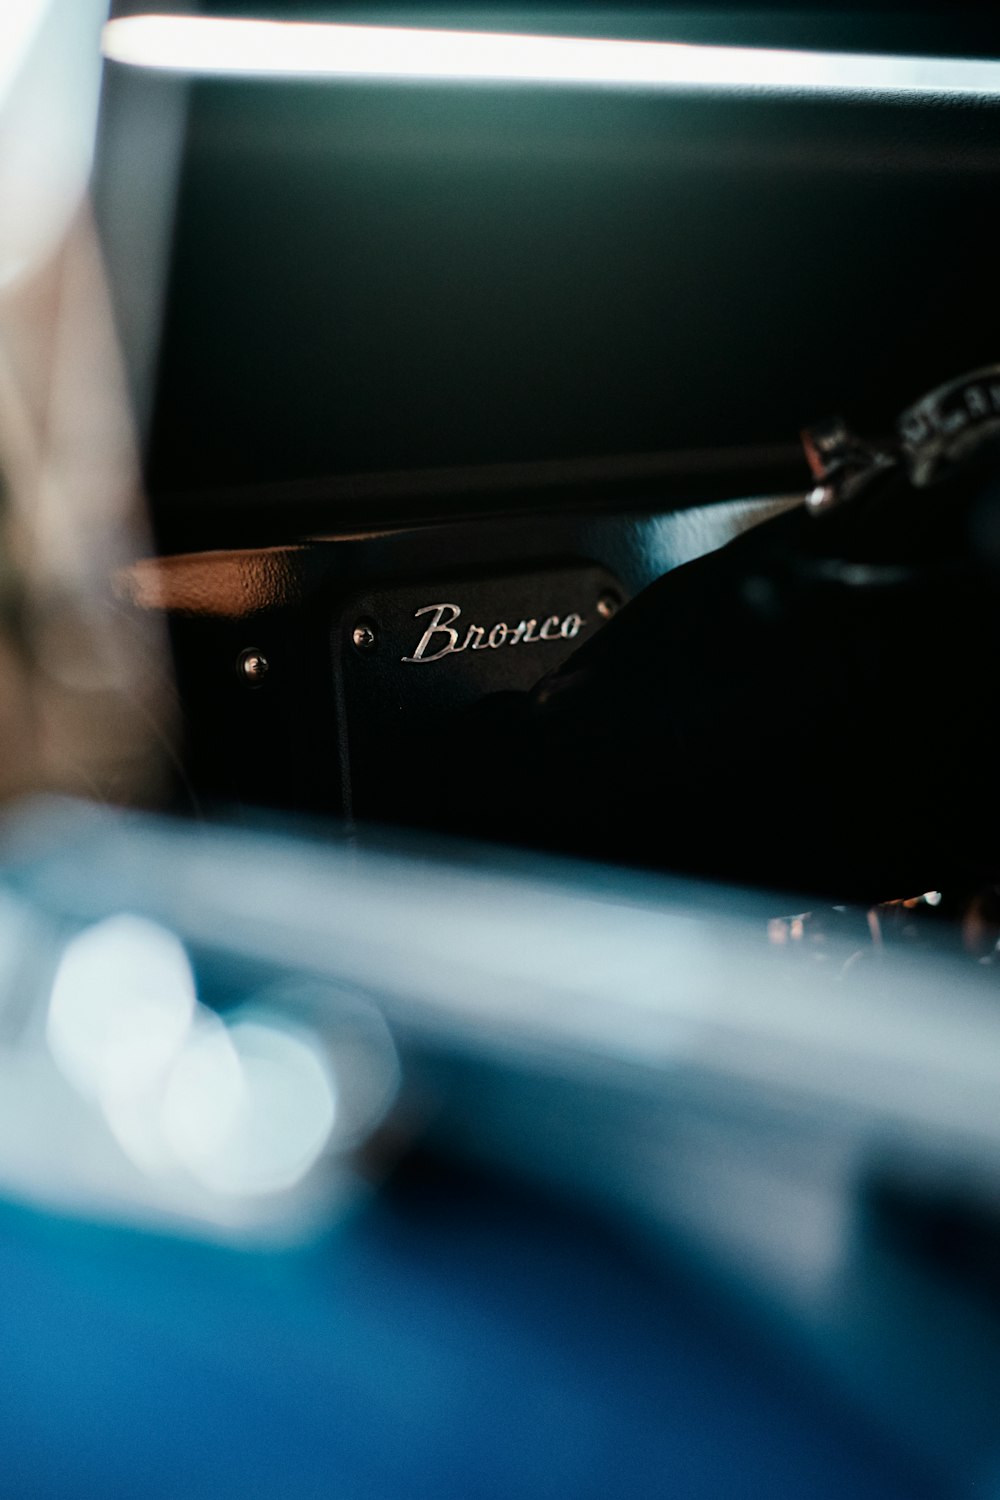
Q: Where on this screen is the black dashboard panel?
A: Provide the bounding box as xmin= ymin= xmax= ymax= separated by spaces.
xmin=144 ymin=499 xmax=787 ymax=818
xmin=92 ymin=6 xmax=1000 ymax=548
xmin=92 ymin=6 xmax=1000 ymax=846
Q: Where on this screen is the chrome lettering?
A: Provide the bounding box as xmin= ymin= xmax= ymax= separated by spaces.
xmin=402 ymin=602 xmax=462 ymax=663
xmin=402 ymin=602 xmax=590 ymax=664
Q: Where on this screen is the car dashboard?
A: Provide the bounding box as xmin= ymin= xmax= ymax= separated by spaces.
xmin=5 ymin=6 xmax=1000 ymax=1497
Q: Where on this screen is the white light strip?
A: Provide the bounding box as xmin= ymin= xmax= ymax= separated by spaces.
xmin=102 ymin=14 xmax=1000 ymax=97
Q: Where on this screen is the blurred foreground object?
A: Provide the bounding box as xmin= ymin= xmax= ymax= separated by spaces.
xmin=4 ymin=800 xmax=1000 ymax=1492
xmin=0 ymin=0 xmax=171 ymax=806
xmin=0 ymin=882 xmax=399 ymax=1242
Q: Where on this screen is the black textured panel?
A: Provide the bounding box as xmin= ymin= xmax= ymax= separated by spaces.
xmin=131 ymin=66 xmax=1000 ymax=530
xmin=334 ymin=562 xmax=623 ymax=819
xmin=155 ymin=504 xmax=777 ymax=818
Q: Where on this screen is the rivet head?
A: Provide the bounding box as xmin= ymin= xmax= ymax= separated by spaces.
xmin=597 ymin=591 xmax=621 ymax=620
xmin=238 ymin=648 xmax=269 ymax=685
xmin=352 ymin=621 xmax=377 ymax=651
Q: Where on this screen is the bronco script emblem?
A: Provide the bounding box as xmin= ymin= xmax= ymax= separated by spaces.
xmin=402 ymin=602 xmax=584 ymax=664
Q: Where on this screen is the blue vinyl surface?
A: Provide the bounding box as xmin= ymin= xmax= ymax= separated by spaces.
xmin=0 ymin=1160 xmax=936 ymax=1500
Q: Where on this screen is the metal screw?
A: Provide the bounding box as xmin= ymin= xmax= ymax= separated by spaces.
xmin=352 ymin=621 xmax=377 ymax=651
xmin=597 ymin=591 xmax=621 ymax=620
xmin=238 ymin=648 xmax=270 ymax=686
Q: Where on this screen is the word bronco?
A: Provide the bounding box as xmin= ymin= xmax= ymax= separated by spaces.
xmin=402 ymin=601 xmax=584 ymax=664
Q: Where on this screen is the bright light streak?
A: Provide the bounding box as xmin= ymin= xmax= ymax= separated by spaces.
xmin=101 ymin=15 xmax=1000 ymax=99
xmin=0 ymin=0 xmax=48 ymax=101
xmin=1 ymin=0 xmax=108 ymax=287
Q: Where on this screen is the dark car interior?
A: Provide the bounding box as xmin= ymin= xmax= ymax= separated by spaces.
xmin=6 ymin=4 xmax=1000 ymax=1496
xmin=96 ymin=3 xmax=1000 ymax=867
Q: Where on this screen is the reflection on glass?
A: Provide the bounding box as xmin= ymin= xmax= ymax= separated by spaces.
xmin=46 ymin=914 xmax=339 ymax=1206
xmin=163 ymin=1016 xmax=337 ymax=1197
xmin=47 ymin=913 xmax=197 ymax=1103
